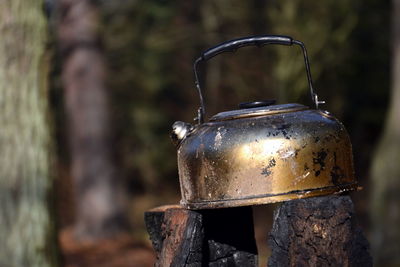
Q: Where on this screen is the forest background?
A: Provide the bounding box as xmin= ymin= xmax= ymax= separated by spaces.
xmin=1 ymin=0 xmax=399 ymax=266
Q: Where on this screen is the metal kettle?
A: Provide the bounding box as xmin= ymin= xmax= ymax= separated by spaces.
xmin=171 ymin=35 xmax=357 ymax=209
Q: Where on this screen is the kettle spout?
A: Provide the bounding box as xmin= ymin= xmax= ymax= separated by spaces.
xmin=171 ymin=121 xmax=193 ymax=147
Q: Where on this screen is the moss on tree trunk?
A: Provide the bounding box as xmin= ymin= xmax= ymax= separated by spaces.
xmin=0 ymin=0 xmax=57 ymax=266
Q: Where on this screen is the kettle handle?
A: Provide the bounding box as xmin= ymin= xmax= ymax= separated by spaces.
xmin=193 ymin=35 xmax=324 ymax=124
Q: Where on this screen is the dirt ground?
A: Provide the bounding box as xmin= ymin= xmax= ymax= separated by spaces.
xmin=59 ymin=228 xmax=156 ymax=267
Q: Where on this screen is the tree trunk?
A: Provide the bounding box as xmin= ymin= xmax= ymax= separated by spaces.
xmin=57 ymin=0 xmax=128 ymax=240
xmin=268 ymin=195 xmax=372 ymax=267
xmin=0 ymin=0 xmax=57 ymax=266
xmin=370 ymin=0 xmax=400 ymax=264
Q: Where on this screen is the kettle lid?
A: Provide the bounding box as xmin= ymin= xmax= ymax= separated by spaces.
xmin=209 ymin=103 xmax=308 ymax=122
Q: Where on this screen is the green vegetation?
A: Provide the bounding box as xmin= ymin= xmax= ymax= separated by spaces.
xmin=96 ymin=0 xmax=390 ymax=200
xmin=0 ymin=0 xmax=57 ymax=266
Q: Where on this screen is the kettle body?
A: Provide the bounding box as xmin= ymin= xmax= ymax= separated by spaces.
xmin=172 ymin=35 xmax=357 ymax=209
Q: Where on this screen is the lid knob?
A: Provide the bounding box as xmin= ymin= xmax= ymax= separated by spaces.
xmin=238 ymin=100 xmax=276 ymax=109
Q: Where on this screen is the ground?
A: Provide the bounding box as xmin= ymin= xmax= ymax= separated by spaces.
xmin=59 ymin=228 xmax=156 ymax=267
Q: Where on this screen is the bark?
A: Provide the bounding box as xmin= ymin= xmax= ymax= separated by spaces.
xmin=0 ymin=0 xmax=57 ymax=266
xmin=57 ymin=0 xmax=128 ymax=240
xmin=268 ymin=195 xmax=372 ymax=267
xmin=370 ymin=0 xmax=400 ymax=264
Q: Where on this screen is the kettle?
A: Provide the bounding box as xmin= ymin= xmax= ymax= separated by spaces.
xmin=171 ymin=35 xmax=357 ymax=209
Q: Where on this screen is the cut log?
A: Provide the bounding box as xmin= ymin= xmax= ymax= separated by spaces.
xmin=268 ymin=195 xmax=372 ymax=267
xmin=145 ymin=205 xmax=258 ymax=266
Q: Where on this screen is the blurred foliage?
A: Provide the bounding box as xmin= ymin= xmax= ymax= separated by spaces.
xmin=42 ymin=2 xmax=398 ymax=266
xmin=86 ymin=0 xmax=389 ymax=202
xmin=269 ymin=0 xmax=358 ymax=105
xmin=47 ymin=0 xmax=394 ymax=262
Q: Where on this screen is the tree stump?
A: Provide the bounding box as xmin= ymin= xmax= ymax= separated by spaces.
xmin=144 ymin=205 xmax=258 ymax=266
xmin=267 ymin=195 xmax=372 ymax=267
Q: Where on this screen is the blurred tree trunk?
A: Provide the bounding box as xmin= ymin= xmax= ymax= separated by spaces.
xmin=57 ymin=0 xmax=128 ymax=240
xmin=370 ymin=0 xmax=400 ymax=264
xmin=0 ymin=0 xmax=58 ymax=266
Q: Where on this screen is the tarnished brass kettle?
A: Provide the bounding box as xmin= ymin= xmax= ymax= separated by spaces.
xmin=172 ymin=35 xmax=357 ymax=209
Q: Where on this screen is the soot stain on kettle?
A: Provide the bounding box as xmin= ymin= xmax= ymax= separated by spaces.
xmin=304 ymin=163 xmax=310 ymax=171
xmin=277 ymin=123 xmax=292 ymax=140
xmin=261 ymin=158 xmax=276 ymax=177
xmin=330 ymin=152 xmax=345 ymax=185
xmin=312 ymin=150 xmax=328 ymax=177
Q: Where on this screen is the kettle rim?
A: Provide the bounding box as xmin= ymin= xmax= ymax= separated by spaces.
xmin=209 ymin=103 xmax=309 ymax=122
